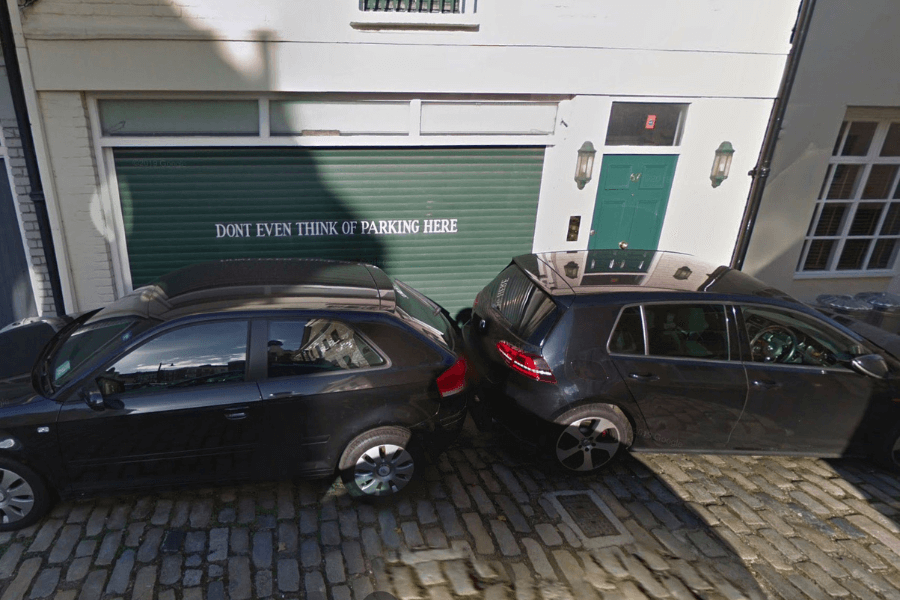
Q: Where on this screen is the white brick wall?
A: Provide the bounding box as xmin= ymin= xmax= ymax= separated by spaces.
xmin=38 ymin=91 xmax=116 ymax=310
xmin=0 ymin=59 xmax=55 ymax=315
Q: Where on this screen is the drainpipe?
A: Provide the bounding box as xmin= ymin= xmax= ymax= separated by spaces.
xmin=730 ymin=0 xmax=816 ymax=270
xmin=0 ymin=1 xmax=65 ymax=315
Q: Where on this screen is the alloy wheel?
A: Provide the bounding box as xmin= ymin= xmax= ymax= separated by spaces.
xmin=0 ymin=468 xmax=34 ymax=525
xmin=556 ymin=417 xmax=620 ymax=472
xmin=353 ymin=443 xmax=415 ymax=496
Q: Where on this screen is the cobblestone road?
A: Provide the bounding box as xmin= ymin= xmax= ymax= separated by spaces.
xmin=4 ymin=420 xmax=900 ymax=599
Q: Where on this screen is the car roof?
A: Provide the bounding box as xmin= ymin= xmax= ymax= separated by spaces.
xmin=514 ymin=250 xmax=799 ymax=303
xmin=90 ymin=259 xmax=397 ymax=322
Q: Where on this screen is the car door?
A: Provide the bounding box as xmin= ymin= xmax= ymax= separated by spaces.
xmin=56 ymin=318 xmax=263 ymax=492
xmin=609 ymin=302 xmax=747 ymax=449
xmin=255 ymin=317 xmax=394 ymax=477
xmin=730 ymin=304 xmax=878 ymax=455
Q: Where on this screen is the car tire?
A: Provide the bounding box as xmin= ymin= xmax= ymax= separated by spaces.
xmin=0 ymin=458 xmax=51 ymax=531
xmin=552 ymin=404 xmax=632 ymax=473
xmin=339 ymin=426 xmax=420 ymax=498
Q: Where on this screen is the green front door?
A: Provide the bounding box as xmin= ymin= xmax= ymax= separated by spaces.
xmin=588 ymin=155 xmax=678 ymax=251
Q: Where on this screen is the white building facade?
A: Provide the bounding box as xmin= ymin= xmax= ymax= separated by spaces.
xmin=743 ymin=0 xmax=900 ymax=305
xmin=8 ymin=0 xmax=801 ymax=315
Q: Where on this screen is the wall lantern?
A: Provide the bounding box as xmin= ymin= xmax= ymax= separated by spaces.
xmin=575 ymin=142 xmax=597 ymax=189
xmin=564 ymin=261 xmax=580 ymax=279
xmin=710 ymin=141 xmax=735 ymax=188
xmin=673 ymin=266 xmax=692 ymax=281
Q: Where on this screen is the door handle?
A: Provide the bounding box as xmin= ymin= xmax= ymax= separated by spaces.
xmin=629 ymin=372 xmax=659 ymax=381
xmin=224 ymin=411 xmax=247 ymax=421
xmin=267 ymin=391 xmax=295 ymax=399
xmin=619 ymin=241 xmax=629 ymax=250
xmin=751 ymin=380 xmax=780 ymax=390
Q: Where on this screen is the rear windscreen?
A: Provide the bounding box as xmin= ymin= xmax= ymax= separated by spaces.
xmin=485 ymin=265 xmax=557 ymax=339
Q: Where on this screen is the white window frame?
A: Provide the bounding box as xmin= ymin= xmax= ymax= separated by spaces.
xmin=796 ymin=108 xmax=900 ymax=278
xmin=87 ymin=93 xmax=560 ymax=298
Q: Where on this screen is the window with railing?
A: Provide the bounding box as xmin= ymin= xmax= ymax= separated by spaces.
xmin=359 ymin=0 xmax=465 ymax=13
xmin=798 ymin=111 xmax=900 ymax=275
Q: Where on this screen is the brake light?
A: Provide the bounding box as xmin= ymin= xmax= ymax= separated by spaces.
xmin=496 ymin=341 xmax=557 ymax=383
xmin=436 ymin=356 xmax=468 ymax=398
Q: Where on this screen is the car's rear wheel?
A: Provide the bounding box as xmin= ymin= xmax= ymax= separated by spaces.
xmin=0 ymin=458 xmax=51 ymax=531
xmin=339 ymin=427 xmax=419 ymax=498
xmin=553 ymin=405 xmax=631 ymax=473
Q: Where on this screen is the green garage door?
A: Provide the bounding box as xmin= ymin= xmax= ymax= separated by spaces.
xmin=115 ymin=147 xmax=544 ymax=316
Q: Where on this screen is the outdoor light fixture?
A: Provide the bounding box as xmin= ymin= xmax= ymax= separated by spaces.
xmin=575 ymin=141 xmax=596 ymax=189
xmin=674 ymin=266 xmax=692 ymax=280
xmin=710 ymin=141 xmax=734 ymax=188
xmin=564 ymin=261 xmax=580 ymax=279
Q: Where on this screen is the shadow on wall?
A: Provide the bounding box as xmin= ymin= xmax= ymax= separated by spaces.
xmin=0 ymin=156 xmax=37 ymax=327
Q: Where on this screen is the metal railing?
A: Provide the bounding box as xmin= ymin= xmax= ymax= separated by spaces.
xmin=360 ymin=0 xmax=465 ymax=14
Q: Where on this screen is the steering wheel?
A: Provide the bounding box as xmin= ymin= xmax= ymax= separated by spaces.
xmin=750 ymin=325 xmax=799 ymax=363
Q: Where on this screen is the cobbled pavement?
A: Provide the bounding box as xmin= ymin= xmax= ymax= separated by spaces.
xmin=2 ymin=420 xmax=900 ymax=599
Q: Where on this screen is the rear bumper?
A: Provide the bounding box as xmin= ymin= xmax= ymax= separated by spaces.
xmin=413 ymin=390 xmax=470 ymax=452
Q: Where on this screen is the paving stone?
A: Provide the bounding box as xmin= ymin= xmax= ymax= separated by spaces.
xmin=66 ymin=557 xmax=91 ymax=582
xmin=402 ymin=522 xmax=426 ymax=548
xmin=255 ymin=569 xmax=273 ymax=597
xmin=189 ymin=499 xmax=213 ymax=528
xmin=136 ymin=527 xmax=163 ymax=563
xmin=208 ymin=527 xmax=228 ymax=561
xmin=443 ymin=560 xmax=479 ymax=596
xmin=251 ymin=530 xmax=272 ymax=568
xmin=170 ymin=500 xmax=191 ymax=528
xmin=131 ymin=566 xmax=156 ymax=600
xmin=521 ymin=538 xmax=555 ymax=580
xmin=435 ymin=502 xmax=465 ymax=538
xmin=322 ymin=520 xmax=341 ymax=546
xmin=160 ymin=555 xmax=182 ymax=586
xmin=106 ymin=550 xmax=135 ymax=595
xmin=0 ymin=544 xmax=23 ymax=579
xmin=29 ymin=567 xmax=60 ymax=599
xmin=279 ymin=521 xmax=299 ymax=554
xmin=490 ymin=519 xmax=521 ymax=557
xmin=85 ymin=507 xmax=109 ymax=537
xmin=107 ymin=505 xmax=129 ymax=530
xmin=302 ymin=538 xmax=322 ymax=568
xmin=28 ymin=520 xmax=62 ymax=554
xmin=228 ymin=557 xmax=251 ymax=600
xmin=462 ymin=512 xmax=495 ymax=555
xmin=470 ymin=485 xmax=496 ymax=515
xmin=378 ymin=511 xmax=402 ymax=549
xmin=151 ymin=499 xmax=173 ymax=526
xmin=217 ymin=508 xmax=236 ymax=524
xmin=208 ymin=563 xmax=223 ymax=578
xmin=277 ymin=559 xmax=300 ymax=592
xmin=183 ymin=569 xmax=202 ymax=587
xmin=230 ymin=528 xmax=249 ymax=555
xmin=184 ymin=531 xmax=205 ymax=554
xmin=326 ymin=549 xmax=347 ymax=583
xmin=125 ymin=523 xmax=145 ymax=547
xmin=207 ymin=581 xmax=225 ymax=600
xmin=78 ymin=570 xmax=108 ymax=600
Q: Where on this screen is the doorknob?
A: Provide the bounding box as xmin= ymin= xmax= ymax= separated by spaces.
xmin=590 ymin=230 xmax=595 ymax=236
xmin=619 ymin=241 xmax=628 ymax=250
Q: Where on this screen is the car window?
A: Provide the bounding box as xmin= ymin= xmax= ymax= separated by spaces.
xmin=609 ymin=306 xmax=644 ymax=355
xmin=50 ymin=317 xmax=141 ymax=389
xmin=644 ymin=304 xmax=729 ymax=360
xmin=742 ymin=306 xmax=867 ymax=367
xmin=267 ymin=319 xmax=385 ymax=378
xmin=99 ymin=321 xmax=248 ymax=396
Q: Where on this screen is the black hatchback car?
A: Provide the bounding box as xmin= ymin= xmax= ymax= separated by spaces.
xmin=0 ymin=259 xmax=469 ymax=529
xmin=464 ymin=249 xmax=900 ymax=474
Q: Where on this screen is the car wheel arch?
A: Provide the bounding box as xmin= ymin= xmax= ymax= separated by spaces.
xmin=549 ymin=400 xmax=636 ymax=448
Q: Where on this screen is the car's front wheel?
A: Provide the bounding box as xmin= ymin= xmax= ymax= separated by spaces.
xmin=552 ymin=404 xmax=632 ymax=473
xmin=339 ymin=427 xmax=419 ymax=498
xmin=876 ymin=424 xmax=900 ymax=472
xmin=0 ymin=458 xmax=51 ymax=531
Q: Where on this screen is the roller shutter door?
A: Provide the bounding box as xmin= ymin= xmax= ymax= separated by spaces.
xmin=114 ymin=147 xmax=544 ymax=315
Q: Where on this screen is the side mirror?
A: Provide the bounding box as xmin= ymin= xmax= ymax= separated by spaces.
xmin=851 ymin=354 xmax=890 ymax=379
xmin=80 ymin=384 xmax=106 ymax=411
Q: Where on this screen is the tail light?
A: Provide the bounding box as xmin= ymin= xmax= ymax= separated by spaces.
xmin=496 ymin=340 xmax=557 ymax=383
xmin=436 ymin=356 xmax=468 ymax=398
